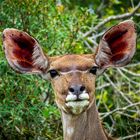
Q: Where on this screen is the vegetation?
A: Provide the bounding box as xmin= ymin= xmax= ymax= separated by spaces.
xmin=0 ymin=0 xmax=140 ymax=139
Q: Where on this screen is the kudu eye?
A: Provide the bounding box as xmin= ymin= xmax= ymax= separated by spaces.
xmin=49 ymin=69 xmax=59 ymax=78
xmin=89 ymin=66 xmax=98 ymax=75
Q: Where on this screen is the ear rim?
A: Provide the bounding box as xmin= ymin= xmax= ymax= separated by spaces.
xmin=3 ymin=28 xmax=50 ymax=74
xmin=95 ymin=20 xmax=136 ymax=71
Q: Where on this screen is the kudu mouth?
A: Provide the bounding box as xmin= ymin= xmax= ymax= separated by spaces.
xmin=65 ymin=91 xmax=90 ymax=115
xmin=66 ymin=91 xmax=89 ymax=102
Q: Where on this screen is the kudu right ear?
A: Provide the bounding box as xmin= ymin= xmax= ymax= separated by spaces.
xmin=3 ymin=29 xmax=49 ymax=74
xmin=95 ymin=20 xmax=136 ymax=73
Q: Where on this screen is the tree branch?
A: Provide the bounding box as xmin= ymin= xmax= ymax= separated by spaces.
xmin=120 ymin=68 xmax=140 ymax=77
xmin=121 ymin=132 xmax=140 ymax=140
xmin=83 ymin=2 xmax=140 ymax=37
xmin=101 ymin=102 xmax=140 ymax=119
xmin=104 ymin=73 xmax=132 ymax=104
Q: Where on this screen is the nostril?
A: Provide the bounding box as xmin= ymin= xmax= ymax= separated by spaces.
xmin=69 ymin=87 xmax=75 ymax=93
xmin=80 ymin=86 xmax=85 ymax=92
xmin=69 ymin=85 xmax=86 ymax=94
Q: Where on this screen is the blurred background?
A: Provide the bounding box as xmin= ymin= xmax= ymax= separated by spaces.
xmin=0 ymin=0 xmax=140 ymax=139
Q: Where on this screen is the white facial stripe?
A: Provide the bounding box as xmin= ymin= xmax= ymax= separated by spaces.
xmin=42 ymin=63 xmax=98 ymax=79
xmin=60 ymin=70 xmax=88 ymax=75
xmin=59 ymin=63 xmax=98 ymax=75
xmin=41 ymin=69 xmax=88 ymax=80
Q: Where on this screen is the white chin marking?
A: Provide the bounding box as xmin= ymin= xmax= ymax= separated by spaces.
xmin=66 ymin=100 xmax=89 ymax=115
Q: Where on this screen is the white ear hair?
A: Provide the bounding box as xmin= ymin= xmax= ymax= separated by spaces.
xmin=95 ymin=20 xmax=136 ymax=70
xmin=32 ymin=44 xmax=49 ymax=70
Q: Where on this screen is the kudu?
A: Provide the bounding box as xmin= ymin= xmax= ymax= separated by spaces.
xmin=3 ymin=20 xmax=136 ymax=140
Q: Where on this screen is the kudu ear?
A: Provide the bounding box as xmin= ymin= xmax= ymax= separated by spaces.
xmin=95 ymin=20 xmax=136 ymax=72
xmin=3 ymin=28 xmax=49 ymax=74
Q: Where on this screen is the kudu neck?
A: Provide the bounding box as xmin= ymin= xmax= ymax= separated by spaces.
xmin=61 ymin=101 xmax=107 ymax=140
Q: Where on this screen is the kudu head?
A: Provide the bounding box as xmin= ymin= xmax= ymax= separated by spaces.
xmin=3 ymin=20 xmax=136 ymax=115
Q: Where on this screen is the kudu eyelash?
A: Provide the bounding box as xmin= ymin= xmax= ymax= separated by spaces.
xmin=89 ymin=66 xmax=99 ymax=75
xmin=48 ymin=69 xmax=60 ymax=78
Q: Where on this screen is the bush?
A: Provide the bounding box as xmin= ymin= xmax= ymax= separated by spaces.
xmin=0 ymin=0 xmax=140 ymax=139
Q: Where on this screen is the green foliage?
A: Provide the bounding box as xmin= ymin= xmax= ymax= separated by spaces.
xmin=0 ymin=0 xmax=140 ymax=140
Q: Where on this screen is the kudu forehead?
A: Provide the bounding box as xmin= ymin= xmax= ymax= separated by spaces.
xmin=49 ymin=54 xmax=95 ymax=72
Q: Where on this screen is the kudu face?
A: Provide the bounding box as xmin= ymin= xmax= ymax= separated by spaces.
xmin=48 ymin=55 xmax=96 ymax=114
xmin=2 ymin=20 xmax=136 ymax=115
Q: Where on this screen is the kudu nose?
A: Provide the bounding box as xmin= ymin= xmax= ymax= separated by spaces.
xmin=68 ymin=85 xmax=86 ymax=95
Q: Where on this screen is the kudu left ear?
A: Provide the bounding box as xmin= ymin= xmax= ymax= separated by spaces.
xmin=95 ymin=20 xmax=136 ymax=71
xmin=3 ymin=29 xmax=49 ymax=74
